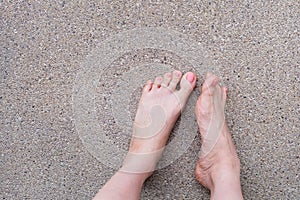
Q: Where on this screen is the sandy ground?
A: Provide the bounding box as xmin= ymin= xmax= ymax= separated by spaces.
xmin=1 ymin=1 xmax=299 ymax=199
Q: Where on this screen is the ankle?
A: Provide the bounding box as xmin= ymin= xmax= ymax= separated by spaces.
xmin=96 ymin=171 xmax=147 ymax=200
xmin=116 ymin=170 xmax=150 ymax=184
xmin=209 ymin=162 xmax=242 ymax=198
xmin=211 ymin=158 xmax=240 ymax=183
xmin=210 ymin=172 xmax=243 ymax=200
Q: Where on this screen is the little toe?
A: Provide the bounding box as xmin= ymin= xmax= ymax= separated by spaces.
xmin=162 ymin=72 xmax=172 ymax=88
xmin=221 ymin=86 xmax=228 ymax=102
xmin=154 ymin=76 xmax=163 ymax=88
xmin=168 ymin=70 xmax=182 ymax=91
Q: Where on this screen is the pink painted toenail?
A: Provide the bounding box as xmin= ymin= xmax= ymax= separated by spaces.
xmin=186 ymin=73 xmax=195 ymax=83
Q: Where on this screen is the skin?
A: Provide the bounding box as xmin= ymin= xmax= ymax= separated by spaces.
xmin=94 ymin=71 xmax=243 ymax=200
xmin=195 ymin=73 xmax=243 ymax=200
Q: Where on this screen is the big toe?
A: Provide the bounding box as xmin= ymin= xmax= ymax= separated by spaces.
xmin=201 ymin=73 xmax=219 ymax=95
xmin=196 ymin=73 xmax=220 ymax=112
xmin=177 ymin=72 xmax=196 ymax=104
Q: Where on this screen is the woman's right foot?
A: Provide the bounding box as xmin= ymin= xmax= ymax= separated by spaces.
xmin=195 ymin=73 xmax=243 ymax=199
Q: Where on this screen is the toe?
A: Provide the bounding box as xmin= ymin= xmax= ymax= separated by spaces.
xmin=168 ymin=70 xmax=182 ymax=91
xmin=176 ymin=72 xmax=197 ymax=104
xmin=142 ymin=80 xmax=153 ymax=93
xmin=179 ymin=72 xmax=196 ymax=94
xmin=201 ymin=74 xmax=218 ymax=95
xmin=221 ymin=87 xmax=228 ymax=102
xmin=196 ymin=73 xmax=219 ymax=114
xmin=206 ymin=72 xmax=213 ymax=79
xmin=154 ymin=76 xmax=163 ymax=88
xmin=162 ymin=72 xmax=172 ymax=88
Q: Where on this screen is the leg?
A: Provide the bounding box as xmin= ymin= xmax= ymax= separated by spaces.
xmin=94 ymin=70 xmax=196 ymax=200
xmin=195 ymin=73 xmax=243 ymax=200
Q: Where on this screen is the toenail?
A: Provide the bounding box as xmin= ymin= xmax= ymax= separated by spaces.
xmin=186 ymin=73 xmax=195 ymax=83
xmin=175 ymin=71 xmax=181 ymax=77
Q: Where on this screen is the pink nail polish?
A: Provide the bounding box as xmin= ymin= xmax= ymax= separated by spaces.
xmin=186 ymin=73 xmax=195 ymax=83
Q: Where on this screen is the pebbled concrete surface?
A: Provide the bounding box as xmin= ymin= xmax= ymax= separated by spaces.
xmin=0 ymin=1 xmax=299 ymax=199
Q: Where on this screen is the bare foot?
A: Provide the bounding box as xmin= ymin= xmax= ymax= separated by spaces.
xmin=121 ymin=70 xmax=196 ymax=176
xmin=195 ymin=73 xmax=243 ymax=199
xmin=95 ymin=70 xmax=196 ymax=200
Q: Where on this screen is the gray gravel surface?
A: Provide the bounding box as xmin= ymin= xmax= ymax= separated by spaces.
xmin=1 ymin=1 xmax=299 ymax=199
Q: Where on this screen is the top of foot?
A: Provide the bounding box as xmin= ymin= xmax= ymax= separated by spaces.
xmin=195 ymin=72 xmax=241 ymax=190
xmin=121 ymin=70 xmax=196 ymax=174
